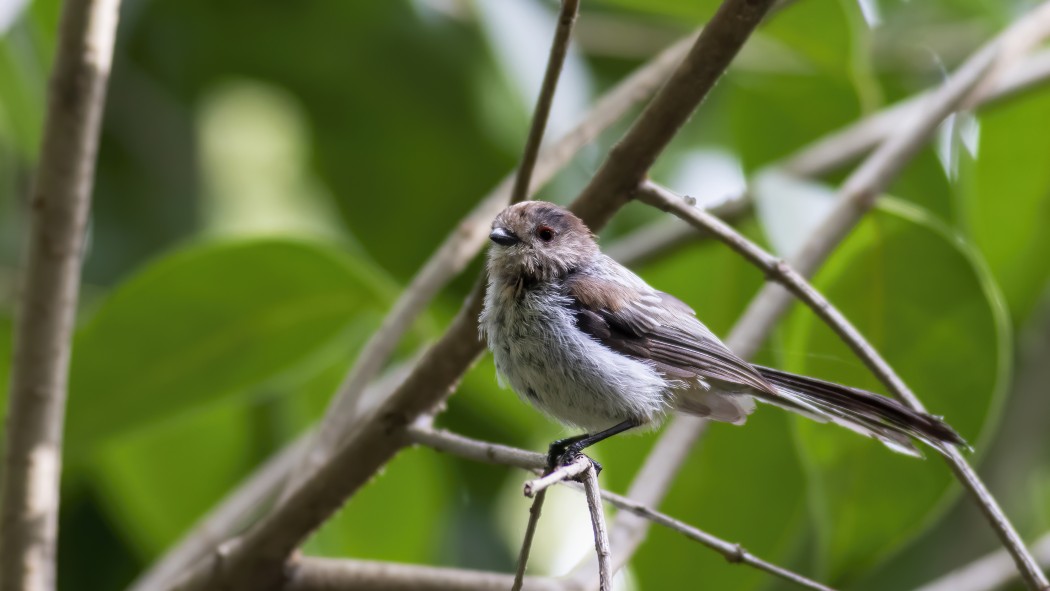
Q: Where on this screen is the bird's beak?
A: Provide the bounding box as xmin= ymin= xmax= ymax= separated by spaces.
xmin=489 ymin=226 xmax=520 ymax=247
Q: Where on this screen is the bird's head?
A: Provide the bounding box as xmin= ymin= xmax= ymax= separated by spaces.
xmin=486 ymin=201 xmax=599 ymax=284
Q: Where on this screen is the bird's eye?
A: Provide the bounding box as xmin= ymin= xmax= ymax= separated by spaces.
xmin=535 ymin=225 xmax=555 ymax=242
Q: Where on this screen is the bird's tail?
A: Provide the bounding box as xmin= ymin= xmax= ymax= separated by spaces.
xmin=752 ymin=365 xmax=968 ymax=458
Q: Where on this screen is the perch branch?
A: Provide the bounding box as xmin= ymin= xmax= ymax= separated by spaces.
xmin=581 ymin=466 xmax=612 ymax=591
xmin=0 ymin=1 xmax=122 ymax=589
xmin=406 ymin=426 xmax=835 ymax=591
xmin=510 ymin=0 xmax=580 ymax=204
xmin=511 ymin=489 xmax=548 ymax=591
xmin=524 ymin=457 xmax=591 ymax=498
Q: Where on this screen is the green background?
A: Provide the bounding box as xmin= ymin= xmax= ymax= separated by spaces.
xmin=1 ymin=0 xmax=1049 ymax=589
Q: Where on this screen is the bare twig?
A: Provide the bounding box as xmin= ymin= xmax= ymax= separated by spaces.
xmin=512 ymin=490 xmax=548 ymax=591
xmin=0 ymin=1 xmax=122 ymax=589
xmin=406 ymin=426 xmax=835 ymax=591
xmin=510 ymin=0 xmax=580 ymax=204
xmin=914 ymin=532 xmax=1050 ymax=591
xmin=286 ymin=556 xmax=564 ymax=591
xmin=581 ymin=466 xmax=612 ymax=591
xmin=597 ymin=7 xmax=1050 ymax=586
xmin=599 ymin=489 xmax=836 ymax=591
xmin=604 ymin=193 xmax=751 ymax=266
xmin=524 ymin=457 xmax=591 ymax=498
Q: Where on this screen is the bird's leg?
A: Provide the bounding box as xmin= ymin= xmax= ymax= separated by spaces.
xmin=546 ymin=419 xmax=640 ymax=474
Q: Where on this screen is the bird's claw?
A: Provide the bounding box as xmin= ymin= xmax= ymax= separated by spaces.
xmin=546 ymin=441 xmax=602 ymax=476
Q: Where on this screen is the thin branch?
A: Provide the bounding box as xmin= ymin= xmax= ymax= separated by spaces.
xmin=599 ymin=488 xmax=837 ymax=591
xmin=581 ymin=466 xmax=612 ymax=591
xmin=914 ymin=532 xmax=1050 ymax=591
xmin=596 ymin=6 xmax=1050 ymax=586
xmin=603 ymin=193 xmax=751 ymax=266
xmin=406 ymin=426 xmax=835 ymax=591
xmin=286 ymin=556 xmax=564 ymax=591
xmin=512 ymin=490 xmax=548 ymax=591
xmin=510 ymin=0 xmax=581 ymax=204
xmin=0 ymin=1 xmax=122 ymax=589
xmin=524 ymin=457 xmax=591 ymax=498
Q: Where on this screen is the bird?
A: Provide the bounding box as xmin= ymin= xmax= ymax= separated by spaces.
xmin=478 ymin=200 xmax=967 ymax=470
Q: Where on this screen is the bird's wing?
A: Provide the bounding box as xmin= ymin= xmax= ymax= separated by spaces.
xmin=563 ymin=264 xmax=776 ymax=395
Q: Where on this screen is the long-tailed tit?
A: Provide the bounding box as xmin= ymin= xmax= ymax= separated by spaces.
xmin=480 ymin=201 xmax=966 ymax=469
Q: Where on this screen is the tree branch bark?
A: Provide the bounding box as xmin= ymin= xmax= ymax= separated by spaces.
xmin=510 ymin=0 xmax=580 ymax=204
xmin=285 ymin=557 xmax=564 ymax=591
xmin=0 ymin=1 xmax=122 ymax=590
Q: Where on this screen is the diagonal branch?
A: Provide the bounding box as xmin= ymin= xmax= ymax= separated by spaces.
xmin=512 ymin=489 xmax=548 ymax=591
xmin=510 ymin=0 xmax=581 ymax=204
xmin=581 ymin=465 xmax=612 ymax=591
xmin=0 ymin=1 xmax=122 ymax=589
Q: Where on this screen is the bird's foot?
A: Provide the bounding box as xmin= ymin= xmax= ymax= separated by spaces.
xmin=546 ymin=440 xmax=602 ymax=477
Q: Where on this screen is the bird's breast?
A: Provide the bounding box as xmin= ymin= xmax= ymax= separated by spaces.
xmin=481 ymin=284 xmax=671 ymax=431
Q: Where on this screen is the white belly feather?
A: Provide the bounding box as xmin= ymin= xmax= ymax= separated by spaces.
xmin=481 ymin=281 xmax=671 ymax=432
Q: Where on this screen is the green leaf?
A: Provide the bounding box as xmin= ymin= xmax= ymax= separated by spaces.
xmin=303 ymin=445 xmax=452 ymax=563
xmin=959 ymin=87 xmax=1050 ymax=323
xmin=66 ymin=238 xmax=389 ymax=449
xmin=783 ymin=201 xmax=1009 ymax=583
xmin=0 ymin=31 xmax=45 ymax=159
xmin=91 ymin=398 xmax=257 ymax=559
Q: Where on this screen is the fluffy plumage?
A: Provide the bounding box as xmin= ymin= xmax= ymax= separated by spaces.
xmin=479 ymin=201 xmax=967 ymax=457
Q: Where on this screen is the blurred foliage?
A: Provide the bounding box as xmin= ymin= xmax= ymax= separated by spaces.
xmin=1 ymin=0 xmax=1050 ymax=590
